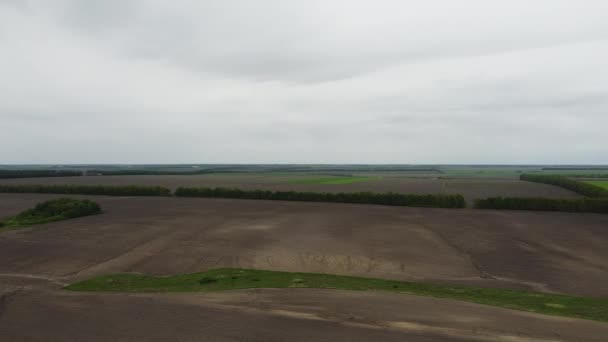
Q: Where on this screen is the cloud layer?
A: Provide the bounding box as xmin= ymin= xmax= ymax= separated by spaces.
xmin=1 ymin=0 xmax=607 ymax=164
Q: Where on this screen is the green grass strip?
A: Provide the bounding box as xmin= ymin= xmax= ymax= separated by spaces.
xmin=64 ymin=268 xmax=608 ymax=322
xmin=585 ymin=181 xmax=608 ymax=190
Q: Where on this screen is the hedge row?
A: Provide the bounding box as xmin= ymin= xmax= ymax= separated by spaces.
xmin=474 ymin=197 xmax=608 ymax=213
xmin=0 ymin=170 xmax=81 ymax=179
xmin=542 ymin=167 xmax=608 ymax=171
xmin=174 ymin=187 xmax=466 ymax=208
xmin=520 ymin=174 xmax=608 ymax=198
xmin=0 ymin=184 xmax=171 ymax=196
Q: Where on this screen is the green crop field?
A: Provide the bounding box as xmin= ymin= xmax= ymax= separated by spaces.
xmin=287 ymin=176 xmax=377 ymax=185
xmin=65 ymin=268 xmax=608 ymax=322
xmin=585 ymin=181 xmax=608 ymax=190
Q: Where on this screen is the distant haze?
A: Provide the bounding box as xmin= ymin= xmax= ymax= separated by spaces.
xmin=1 ymin=1 xmax=607 ymax=164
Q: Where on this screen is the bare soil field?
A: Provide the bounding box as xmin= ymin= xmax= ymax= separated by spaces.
xmin=1 ymin=194 xmax=607 ymax=341
xmin=2 ymin=285 xmax=608 ymax=342
xmin=0 ymin=174 xmax=582 ymax=205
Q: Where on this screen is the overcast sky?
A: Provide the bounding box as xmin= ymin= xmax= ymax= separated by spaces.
xmin=1 ymin=0 xmax=607 ymax=164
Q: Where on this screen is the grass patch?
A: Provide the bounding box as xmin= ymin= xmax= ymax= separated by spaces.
xmin=287 ymin=176 xmax=376 ymax=185
xmin=585 ymin=181 xmax=608 ymax=190
xmin=64 ymin=268 xmax=608 ymax=322
xmin=0 ymin=198 xmax=101 ymax=232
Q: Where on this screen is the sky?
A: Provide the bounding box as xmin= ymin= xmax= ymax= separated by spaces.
xmin=1 ymin=0 xmax=607 ymax=164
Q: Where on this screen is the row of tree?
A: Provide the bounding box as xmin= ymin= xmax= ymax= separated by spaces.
xmin=520 ymin=174 xmax=608 ymax=198
xmin=174 ymin=187 xmax=466 ymax=208
xmin=0 ymin=184 xmax=171 ymax=196
xmin=474 ymin=197 xmax=608 ymax=213
xmin=0 ymin=170 xmax=81 ymax=179
xmin=542 ymin=167 xmax=608 ymax=171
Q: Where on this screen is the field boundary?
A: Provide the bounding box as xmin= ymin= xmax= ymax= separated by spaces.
xmin=0 ymin=184 xmax=172 ymax=197
xmin=474 ymin=196 xmax=608 ymax=213
xmin=520 ymin=174 xmax=608 ymax=198
xmin=174 ymin=187 xmax=466 ymax=208
xmin=64 ymin=268 xmax=608 ymax=322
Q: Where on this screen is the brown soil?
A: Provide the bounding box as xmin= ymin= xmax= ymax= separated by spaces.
xmin=2 ymin=286 xmax=607 ymax=342
xmin=1 ymin=193 xmax=606 ymax=341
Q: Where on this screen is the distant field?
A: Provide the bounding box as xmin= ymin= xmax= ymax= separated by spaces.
xmin=287 ymin=176 xmax=376 ymax=185
xmin=585 ymin=181 xmax=608 ymax=190
xmin=0 ymin=174 xmax=582 ymax=205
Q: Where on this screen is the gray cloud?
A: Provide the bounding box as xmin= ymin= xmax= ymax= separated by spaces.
xmin=1 ymin=0 xmax=607 ymax=164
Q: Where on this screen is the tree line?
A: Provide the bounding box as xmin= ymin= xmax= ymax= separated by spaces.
xmin=0 ymin=184 xmax=171 ymax=196
xmin=0 ymin=170 xmax=82 ymax=179
xmin=520 ymin=174 xmax=608 ymax=198
xmin=474 ymin=196 xmax=608 ymax=213
xmin=542 ymin=167 xmax=608 ymax=171
xmin=174 ymin=187 xmax=466 ymax=208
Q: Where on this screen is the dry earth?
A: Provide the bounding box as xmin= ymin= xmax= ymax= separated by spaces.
xmin=1 ymin=194 xmax=607 ymax=341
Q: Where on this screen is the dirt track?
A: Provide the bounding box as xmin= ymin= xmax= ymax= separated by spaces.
xmin=1 ymin=194 xmax=607 ymax=341
xmin=2 ymin=284 xmax=608 ymax=342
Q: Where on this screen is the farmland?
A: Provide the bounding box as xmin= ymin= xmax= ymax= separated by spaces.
xmin=287 ymin=176 xmax=376 ymax=184
xmin=585 ymin=180 xmax=608 ymax=190
xmin=1 ymin=165 xmax=607 ymax=341
xmin=0 ymin=173 xmax=582 ymax=206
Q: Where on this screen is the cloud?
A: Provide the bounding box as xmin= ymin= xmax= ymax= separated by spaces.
xmin=0 ymin=0 xmax=607 ymax=163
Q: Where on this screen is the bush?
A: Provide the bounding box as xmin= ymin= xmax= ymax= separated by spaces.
xmin=474 ymin=197 xmax=608 ymax=213
xmin=6 ymin=198 xmax=102 ymax=226
xmin=520 ymin=174 xmax=608 ymax=198
xmin=0 ymin=184 xmax=171 ymax=197
xmin=175 ymin=187 xmax=466 ymax=208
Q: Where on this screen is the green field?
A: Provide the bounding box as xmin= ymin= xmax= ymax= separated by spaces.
xmin=287 ymin=176 xmax=376 ymax=184
xmin=585 ymin=181 xmax=608 ymax=190
xmin=65 ymin=268 xmax=608 ymax=322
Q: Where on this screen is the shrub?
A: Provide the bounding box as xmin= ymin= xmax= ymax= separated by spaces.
xmin=520 ymin=174 xmax=608 ymax=198
xmin=0 ymin=184 xmax=171 ymax=197
xmin=474 ymin=197 xmax=608 ymax=213
xmin=175 ymin=187 xmax=466 ymax=208
xmin=6 ymin=198 xmax=102 ymax=226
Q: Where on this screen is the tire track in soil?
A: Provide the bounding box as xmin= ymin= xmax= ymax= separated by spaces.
xmin=416 ymin=221 xmax=493 ymax=280
xmin=67 ymin=222 xmax=217 ymax=281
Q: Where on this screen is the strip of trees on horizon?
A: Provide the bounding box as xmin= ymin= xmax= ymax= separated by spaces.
xmin=520 ymin=174 xmax=608 ymax=198
xmin=0 ymin=184 xmax=171 ymax=196
xmin=174 ymin=187 xmax=466 ymax=208
xmin=0 ymin=170 xmax=82 ymax=179
xmin=542 ymin=167 xmax=608 ymax=171
xmin=474 ymin=197 xmax=608 ymax=213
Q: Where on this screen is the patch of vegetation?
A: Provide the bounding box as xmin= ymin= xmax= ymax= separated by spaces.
xmin=287 ymin=176 xmax=376 ymax=185
xmin=174 ymin=187 xmax=466 ymax=208
xmin=0 ymin=170 xmax=82 ymax=179
xmin=542 ymin=167 xmax=608 ymax=171
xmin=474 ymin=197 xmax=608 ymax=213
xmin=0 ymin=198 xmax=101 ymax=231
xmin=64 ymin=268 xmax=608 ymax=322
xmin=0 ymin=184 xmax=171 ymax=197
xmin=585 ymin=181 xmax=608 ymax=190
xmin=520 ymin=174 xmax=608 ymax=198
